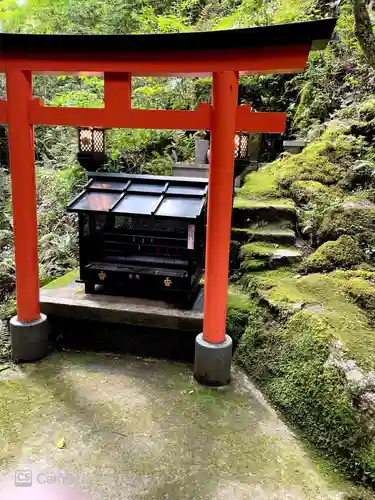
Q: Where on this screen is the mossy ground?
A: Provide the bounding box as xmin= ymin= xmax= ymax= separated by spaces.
xmin=0 ymin=352 xmax=356 ymax=500
xmin=42 ymin=269 xmax=79 ymax=289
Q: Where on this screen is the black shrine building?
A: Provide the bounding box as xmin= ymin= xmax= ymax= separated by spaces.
xmin=67 ymin=172 xmax=208 ymax=304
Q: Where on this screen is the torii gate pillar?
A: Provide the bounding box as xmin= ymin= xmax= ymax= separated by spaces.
xmin=194 ymin=71 xmax=238 ymax=386
xmin=7 ymin=69 xmax=49 ymax=362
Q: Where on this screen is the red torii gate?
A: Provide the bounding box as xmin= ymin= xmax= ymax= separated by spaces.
xmin=0 ymin=19 xmax=335 ymax=384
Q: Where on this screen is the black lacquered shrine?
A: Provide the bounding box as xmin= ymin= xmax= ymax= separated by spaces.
xmin=67 ymin=172 xmax=208 ymax=303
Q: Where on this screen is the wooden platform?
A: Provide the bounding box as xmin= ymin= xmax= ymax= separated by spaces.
xmin=40 ymin=271 xmax=204 ymax=332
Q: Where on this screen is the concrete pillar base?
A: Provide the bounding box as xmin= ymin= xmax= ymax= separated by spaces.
xmin=194 ymin=333 xmax=233 ymax=386
xmin=10 ymin=313 xmax=50 ymax=362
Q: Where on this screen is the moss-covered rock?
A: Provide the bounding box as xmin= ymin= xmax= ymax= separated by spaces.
xmin=331 ymin=270 xmax=375 ymax=320
xmin=236 ymin=309 xmax=370 ymax=473
xmin=236 ymin=164 xmax=279 ymax=200
xmin=342 ymin=160 xmax=375 ymax=190
xmin=226 ymin=289 xmax=257 ymax=344
xmin=231 ymin=224 xmax=296 ymax=245
xmin=268 ymin=118 xmax=374 ymax=196
xmin=235 ymin=268 xmax=375 ymax=480
xmin=232 ymin=199 xmax=297 ymax=227
xmin=317 ymin=201 xmax=375 ymax=245
xmin=274 ymin=122 xmax=369 ymax=191
xmin=306 ymin=236 xmax=365 ymax=272
xmin=243 ymin=270 xmax=375 ymax=368
xmin=289 ymin=180 xmax=343 ymax=205
xmin=275 ymin=139 xmax=342 ymax=189
xmin=240 ymin=243 xmax=302 ymax=272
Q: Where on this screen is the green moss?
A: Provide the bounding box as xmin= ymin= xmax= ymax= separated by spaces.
xmin=42 ymin=269 xmax=79 ymax=289
xmin=233 ymin=197 xmax=296 ymax=212
xmin=236 ymin=165 xmax=279 ymax=200
xmin=241 ymin=242 xmax=282 ymax=257
xmin=245 ymin=270 xmax=375 ymax=370
xmin=275 ymin=122 xmax=372 ymax=193
xmin=328 ymin=270 xmax=375 ymax=320
xmin=240 ymin=225 xmax=294 ymax=237
xmin=226 ymin=289 xmax=257 ymax=343
xmin=290 ymin=180 xmax=342 ymax=205
xmin=240 ymin=243 xmax=302 ymax=272
xmin=241 ymin=242 xmax=300 ymax=258
xmin=245 ymin=269 xmax=307 ymax=316
xmin=0 ymin=298 xmax=16 ymax=321
xmin=235 ymin=300 xmax=375 ymax=479
xmin=241 ymin=258 xmax=269 ymax=271
xmin=318 ymin=204 xmax=375 ymax=244
xmin=306 ymin=236 xmax=365 ymax=272
xmin=276 ymin=139 xmax=342 ymax=189
xmin=232 ymin=225 xmax=296 ymax=245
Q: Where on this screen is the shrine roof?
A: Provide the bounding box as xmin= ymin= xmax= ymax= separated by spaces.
xmin=0 ymin=18 xmax=336 ymax=56
xmin=67 ymin=172 xmax=208 ymax=220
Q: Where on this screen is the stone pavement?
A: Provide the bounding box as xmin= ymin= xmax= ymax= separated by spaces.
xmin=0 ymin=352 xmax=348 ymax=500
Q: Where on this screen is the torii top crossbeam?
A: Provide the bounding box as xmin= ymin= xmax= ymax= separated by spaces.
xmin=0 ymin=19 xmax=336 ymax=368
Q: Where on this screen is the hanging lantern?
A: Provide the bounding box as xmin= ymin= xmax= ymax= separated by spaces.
xmin=234 ymin=133 xmax=249 ymax=160
xmin=234 ymin=132 xmax=251 ymax=180
xmin=77 ymin=127 xmax=106 ymax=172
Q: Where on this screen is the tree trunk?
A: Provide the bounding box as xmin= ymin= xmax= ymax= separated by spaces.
xmin=352 ymin=0 xmax=375 ymax=69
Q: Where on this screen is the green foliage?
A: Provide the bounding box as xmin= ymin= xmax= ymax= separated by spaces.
xmin=306 ymin=236 xmax=365 ymax=272
xmin=37 ymin=165 xmax=86 ymax=281
xmin=105 ymin=129 xmax=194 ymax=174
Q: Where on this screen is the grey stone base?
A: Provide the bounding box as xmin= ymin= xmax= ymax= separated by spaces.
xmin=10 ymin=313 xmax=50 ymax=362
xmin=194 ymin=333 xmax=233 ymax=386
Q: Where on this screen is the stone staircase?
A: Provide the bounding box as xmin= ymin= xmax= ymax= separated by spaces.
xmin=231 ymin=165 xmax=303 ymax=271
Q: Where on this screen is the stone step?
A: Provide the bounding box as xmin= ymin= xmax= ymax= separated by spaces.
xmin=232 ymin=198 xmax=296 ymax=226
xmin=239 ymin=242 xmax=303 ymax=271
xmin=232 ymin=223 xmax=296 ymax=245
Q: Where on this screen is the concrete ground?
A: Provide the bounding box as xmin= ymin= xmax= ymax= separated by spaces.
xmin=0 ymin=352 xmax=350 ymax=500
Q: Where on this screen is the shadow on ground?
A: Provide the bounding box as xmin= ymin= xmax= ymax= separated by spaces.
xmin=0 ymin=352 xmax=348 ymax=500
